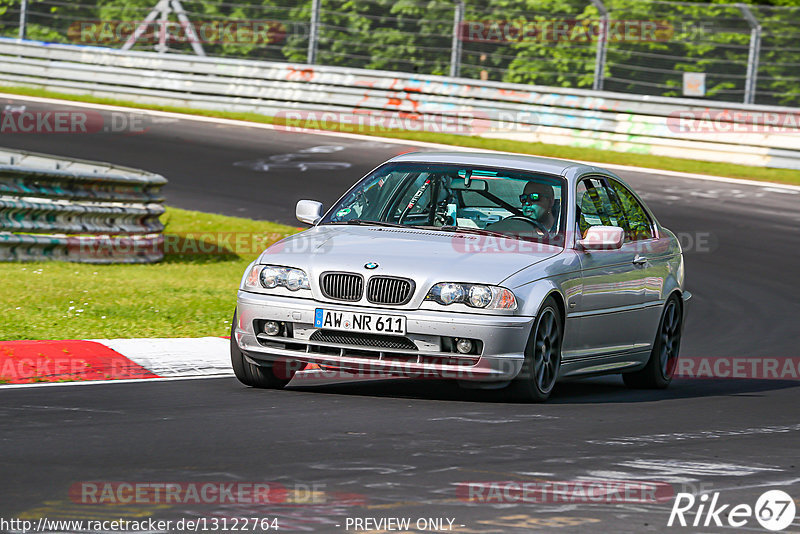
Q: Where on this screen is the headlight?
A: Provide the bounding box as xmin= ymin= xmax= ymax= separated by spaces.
xmin=244 ymin=265 xmax=310 ymax=291
xmin=284 ymin=269 xmax=308 ymax=291
xmin=439 ymin=283 xmax=465 ymax=305
xmin=260 ymin=266 xmax=282 ymax=289
xmin=426 ymin=283 xmax=517 ymax=310
xmin=468 ymin=285 xmax=493 ymax=308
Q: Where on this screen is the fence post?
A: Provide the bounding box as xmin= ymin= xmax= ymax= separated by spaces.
xmin=18 ymin=0 xmax=28 ymax=40
xmin=738 ymin=3 xmax=761 ymax=105
xmin=450 ymin=0 xmax=464 ymax=78
xmin=590 ymin=0 xmax=608 ymax=91
xmin=308 ymin=0 xmax=321 ymax=64
xmin=171 ymin=0 xmax=206 ymax=56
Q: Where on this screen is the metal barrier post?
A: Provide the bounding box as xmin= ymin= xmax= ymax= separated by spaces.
xmin=450 ymin=0 xmax=464 ymax=78
xmin=591 ymin=0 xmax=608 ymax=91
xmin=18 ymin=0 xmax=28 ymax=40
xmin=120 ymin=0 xmax=205 ymax=56
xmin=739 ymin=3 xmax=762 ymax=105
xmin=122 ymin=0 xmax=168 ymax=52
xmin=171 ymin=0 xmax=206 ymax=56
xmin=308 ymin=0 xmax=321 ymax=64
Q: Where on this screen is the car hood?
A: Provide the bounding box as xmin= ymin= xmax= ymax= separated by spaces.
xmin=258 ymin=225 xmax=561 ymax=287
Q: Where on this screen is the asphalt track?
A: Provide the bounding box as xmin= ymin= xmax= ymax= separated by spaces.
xmin=1 ymin=96 xmax=800 ymax=533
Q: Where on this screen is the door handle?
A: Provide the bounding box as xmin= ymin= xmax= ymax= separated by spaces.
xmin=632 ymin=255 xmax=648 ymax=265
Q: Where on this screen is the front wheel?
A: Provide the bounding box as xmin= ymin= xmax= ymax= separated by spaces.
xmin=230 ymin=309 xmax=298 ymax=389
xmin=506 ymin=297 xmax=562 ymax=402
xmin=623 ymin=294 xmax=683 ymax=389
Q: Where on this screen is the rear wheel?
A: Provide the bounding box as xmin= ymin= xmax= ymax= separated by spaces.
xmin=623 ymin=295 xmax=682 ymax=389
xmin=230 ymin=309 xmax=298 ymax=389
xmin=506 ymin=297 xmax=562 ymax=402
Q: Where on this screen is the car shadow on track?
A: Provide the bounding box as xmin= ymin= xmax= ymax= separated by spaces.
xmin=283 ymin=376 xmax=799 ymax=404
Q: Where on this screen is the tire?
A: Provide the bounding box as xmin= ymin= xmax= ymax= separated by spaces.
xmin=230 ymin=309 xmax=298 ymax=389
xmin=623 ymin=294 xmax=683 ymax=389
xmin=506 ymin=297 xmax=563 ymax=402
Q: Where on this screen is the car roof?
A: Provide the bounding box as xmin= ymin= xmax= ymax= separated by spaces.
xmin=388 ymin=151 xmax=592 ymax=177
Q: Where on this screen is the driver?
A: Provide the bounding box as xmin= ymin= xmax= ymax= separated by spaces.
xmin=519 ymin=182 xmax=556 ymax=231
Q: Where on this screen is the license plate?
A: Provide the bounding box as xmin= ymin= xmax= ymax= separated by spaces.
xmin=314 ymin=308 xmax=406 ymax=335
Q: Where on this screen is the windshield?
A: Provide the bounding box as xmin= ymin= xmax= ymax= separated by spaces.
xmin=319 ymin=162 xmax=566 ymax=244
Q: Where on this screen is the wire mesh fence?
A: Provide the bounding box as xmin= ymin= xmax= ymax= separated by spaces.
xmin=1 ymin=0 xmax=798 ymax=106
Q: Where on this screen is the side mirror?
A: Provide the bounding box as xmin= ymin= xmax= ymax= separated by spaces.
xmin=296 ymin=200 xmax=323 ymax=225
xmin=578 ymin=226 xmax=624 ymax=250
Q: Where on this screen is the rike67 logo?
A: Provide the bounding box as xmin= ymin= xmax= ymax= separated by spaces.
xmin=668 ymin=489 xmax=796 ymax=531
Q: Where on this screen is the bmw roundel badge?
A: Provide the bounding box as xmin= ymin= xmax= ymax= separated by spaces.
xmin=364 ymin=262 xmax=379 ymax=269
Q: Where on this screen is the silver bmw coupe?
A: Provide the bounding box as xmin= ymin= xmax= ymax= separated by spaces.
xmin=231 ymin=152 xmax=690 ymax=401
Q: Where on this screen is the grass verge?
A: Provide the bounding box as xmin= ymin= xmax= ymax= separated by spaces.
xmin=2 ymin=85 xmax=798 ymax=186
xmin=0 ymin=207 xmax=300 ymax=340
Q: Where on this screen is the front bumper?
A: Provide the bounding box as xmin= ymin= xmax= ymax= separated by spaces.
xmin=235 ymin=290 xmax=532 ymax=381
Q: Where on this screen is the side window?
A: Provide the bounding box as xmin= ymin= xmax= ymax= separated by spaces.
xmin=576 ymin=178 xmax=622 ymax=237
xmin=609 ymin=180 xmax=654 ymax=241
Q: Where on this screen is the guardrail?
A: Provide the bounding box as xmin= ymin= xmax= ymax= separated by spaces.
xmin=0 ymin=39 xmax=798 ymax=170
xmin=0 ymin=147 xmax=166 ymax=263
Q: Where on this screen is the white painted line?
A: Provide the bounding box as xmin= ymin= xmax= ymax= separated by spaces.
xmin=91 ymin=337 xmax=231 ymax=377
xmin=618 ymin=459 xmax=781 ymax=477
xmin=3 ymin=92 xmax=799 ymax=192
xmin=587 ymin=423 xmax=800 ymax=446
xmin=0 ymin=374 xmax=233 ymax=390
xmin=763 ymin=187 xmax=799 ymax=195
xmin=697 ymin=477 xmax=800 ymax=497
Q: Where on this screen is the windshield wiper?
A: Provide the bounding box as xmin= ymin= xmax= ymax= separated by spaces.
xmin=326 ymin=219 xmax=409 ymax=229
xmin=438 ymin=225 xmax=511 ymax=239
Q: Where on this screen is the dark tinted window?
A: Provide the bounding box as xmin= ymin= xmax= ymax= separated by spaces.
xmin=609 ymin=180 xmax=654 ymax=241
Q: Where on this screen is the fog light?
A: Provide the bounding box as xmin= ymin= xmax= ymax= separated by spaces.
xmin=264 ymin=321 xmax=281 ymax=336
xmin=456 ymin=338 xmax=473 ymax=354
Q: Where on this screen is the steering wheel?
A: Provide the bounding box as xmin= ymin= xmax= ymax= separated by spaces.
xmin=498 ymin=215 xmax=550 ymax=237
